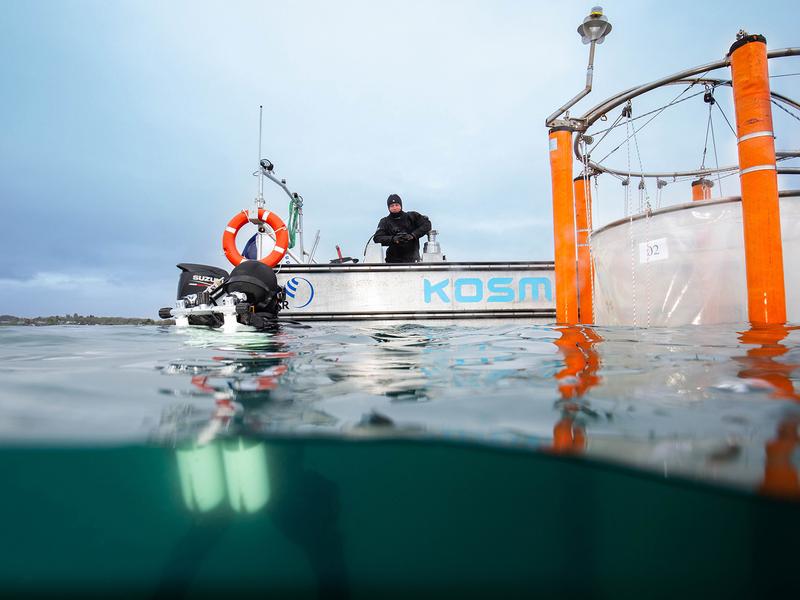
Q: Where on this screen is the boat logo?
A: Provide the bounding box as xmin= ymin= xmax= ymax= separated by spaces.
xmin=284 ymin=277 xmax=315 ymax=308
xmin=423 ymin=276 xmax=553 ymax=304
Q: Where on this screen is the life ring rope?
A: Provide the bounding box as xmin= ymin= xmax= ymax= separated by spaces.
xmin=222 ymin=208 xmax=289 ymax=268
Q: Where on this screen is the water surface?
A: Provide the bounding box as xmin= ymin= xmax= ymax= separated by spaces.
xmin=0 ymin=322 xmax=798 ymax=596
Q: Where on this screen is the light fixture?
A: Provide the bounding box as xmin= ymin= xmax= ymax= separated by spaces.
xmin=577 ymin=6 xmax=612 ymax=45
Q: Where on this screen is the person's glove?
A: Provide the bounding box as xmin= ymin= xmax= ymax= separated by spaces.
xmin=394 ymin=233 xmax=414 ymax=243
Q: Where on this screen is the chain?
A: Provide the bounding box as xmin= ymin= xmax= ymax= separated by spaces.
xmin=592 ymin=175 xmax=599 ymax=322
xmin=625 ymin=114 xmax=637 ymax=327
xmin=579 ymin=139 xmax=595 ymax=323
xmin=644 ymin=190 xmax=652 ymax=329
xmin=631 ymin=121 xmax=650 ymax=209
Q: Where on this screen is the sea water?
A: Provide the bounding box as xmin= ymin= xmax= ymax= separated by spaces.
xmin=0 ymin=322 xmax=798 ymax=597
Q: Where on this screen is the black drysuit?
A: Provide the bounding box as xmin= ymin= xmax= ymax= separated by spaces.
xmin=373 ymin=210 xmax=432 ymax=263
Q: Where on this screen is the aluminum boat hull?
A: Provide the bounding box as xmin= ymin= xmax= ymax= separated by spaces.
xmin=275 ymin=262 xmax=556 ymax=321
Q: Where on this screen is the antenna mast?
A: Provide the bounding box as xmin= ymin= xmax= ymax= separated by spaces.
xmin=256 ymin=105 xmax=265 ymax=207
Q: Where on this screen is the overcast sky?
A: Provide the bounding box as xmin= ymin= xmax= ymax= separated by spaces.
xmin=1 ymin=0 xmax=798 ymax=316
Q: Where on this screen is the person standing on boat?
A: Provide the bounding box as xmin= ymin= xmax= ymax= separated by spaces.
xmin=372 ymin=194 xmax=432 ymax=263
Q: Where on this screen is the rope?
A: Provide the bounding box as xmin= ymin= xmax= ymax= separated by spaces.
xmin=590 ymin=90 xmax=705 ymax=139
xmin=592 ymin=76 xmax=711 ymax=167
xmin=644 ymin=207 xmax=651 ymax=329
xmin=587 ymin=112 xmax=625 ymax=153
xmin=770 ymin=72 xmax=800 ymax=79
xmin=632 ymin=139 xmax=650 ymax=207
xmin=579 ymin=139 xmax=595 ymax=323
xmin=630 ymin=104 xmax=652 ymax=328
xmin=771 ymin=98 xmax=800 ymax=124
xmin=713 ymin=101 xmax=737 ymax=136
xmin=591 ymin=174 xmax=599 ymax=322
xmin=625 ymin=116 xmax=637 ymax=328
xmin=700 ymin=100 xmax=713 ymax=170
xmin=709 ymin=106 xmax=723 ymax=196
xmin=287 ymin=197 xmax=301 ymax=249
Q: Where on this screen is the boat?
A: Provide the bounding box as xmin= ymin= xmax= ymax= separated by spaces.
xmin=159 ymin=132 xmax=556 ymax=328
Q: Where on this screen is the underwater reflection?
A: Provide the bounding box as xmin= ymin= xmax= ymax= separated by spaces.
xmin=157 ymin=335 xmax=350 ymax=598
xmin=551 ymin=326 xmax=603 ymax=455
xmin=736 ymin=324 xmax=800 ymax=499
xmin=165 ymin=438 xmax=349 ymax=598
xmin=736 ymin=324 xmax=799 ymax=401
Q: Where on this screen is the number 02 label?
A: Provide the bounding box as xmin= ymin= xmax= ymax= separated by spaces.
xmin=639 ymin=238 xmax=669 ymax=263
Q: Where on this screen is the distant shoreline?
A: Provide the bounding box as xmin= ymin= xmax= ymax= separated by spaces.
xmin=0 ymin=314 xmax=173 ymax=326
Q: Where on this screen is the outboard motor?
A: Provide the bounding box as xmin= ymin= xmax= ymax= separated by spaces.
xmin=176 ymin=263 xmax=229 ymax=299
xmin=159 ymin=261 xmax=284 ymax=330
xmin=167 ymin=263 xmax=229 ymax=327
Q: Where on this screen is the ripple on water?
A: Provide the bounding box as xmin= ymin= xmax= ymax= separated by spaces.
xmin=0 ymin=322 xmax=798 ymax=498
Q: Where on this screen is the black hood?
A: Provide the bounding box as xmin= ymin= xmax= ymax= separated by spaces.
xmin=386 ymin=193 xmax=402 ymax=208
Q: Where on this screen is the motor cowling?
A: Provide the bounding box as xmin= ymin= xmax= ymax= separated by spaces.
xmin=176 ymin=263 xmax=229 ymax=299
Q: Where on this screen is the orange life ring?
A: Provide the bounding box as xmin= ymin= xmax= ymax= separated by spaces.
xmin=222 ymin=208 xmax=289 ymax=267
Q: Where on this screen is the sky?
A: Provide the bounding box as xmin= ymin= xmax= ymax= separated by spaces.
xmin=1 ymin=0 xmax=798 ymax=317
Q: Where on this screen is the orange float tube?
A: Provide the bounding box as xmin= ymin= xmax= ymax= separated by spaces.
xmin=222 ymin=208 xmax=289 ymax=268
xmin=549 ymin=127 xmax=579 ymax=325
xmin=730 ymin=34 xmax=786 ymax=324
xmin=573 ymin=176 xmax=593 ymax=324
xmin=690 ymin=178 xmax=713 ymax=201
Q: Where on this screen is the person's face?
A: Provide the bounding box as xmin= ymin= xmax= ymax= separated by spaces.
xmin=389 ymin=203 xmax=402 ymax=214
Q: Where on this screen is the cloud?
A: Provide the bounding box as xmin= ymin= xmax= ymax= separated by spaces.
xmin=445 ymin=216 xmax=552 ymax=235
xmin=0 ymin=273 xmax=114 ymax=291
xmin=0 ymin=272 xmax=173 ymax=318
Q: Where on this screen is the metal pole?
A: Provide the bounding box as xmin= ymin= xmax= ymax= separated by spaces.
xmin=546 ymin=41 xmax=597 ymax=127
xmin=256 ymin=106 xmax=265 ymax=260
xmin=309 ymin=230 xmax=321 ymax=264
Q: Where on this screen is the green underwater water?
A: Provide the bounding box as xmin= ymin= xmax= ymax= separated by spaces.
xmin=1 ymin=439 xmax=798 ymax=598
xmin=0 ymin=323 xmax=798 ymax=596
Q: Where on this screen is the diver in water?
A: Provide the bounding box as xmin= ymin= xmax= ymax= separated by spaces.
xmin=372 ymin=194 xmax=432 ymax=263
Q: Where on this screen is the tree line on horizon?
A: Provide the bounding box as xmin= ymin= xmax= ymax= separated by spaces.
xmin=0 ymin=313 xmax=169 ymax=326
